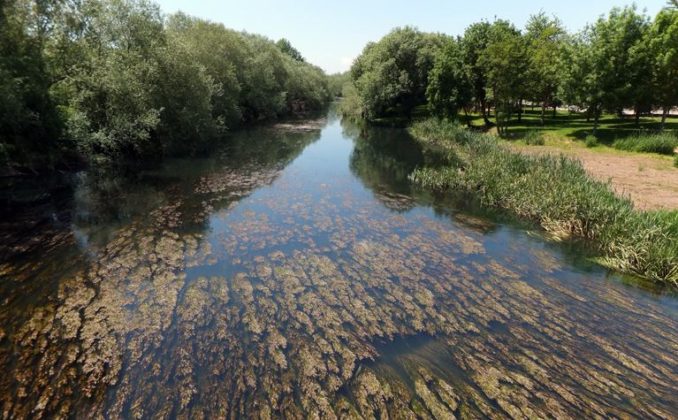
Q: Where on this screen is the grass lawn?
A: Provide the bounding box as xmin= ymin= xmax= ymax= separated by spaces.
xmin=465 ymin=109 xmax=678 ymax=149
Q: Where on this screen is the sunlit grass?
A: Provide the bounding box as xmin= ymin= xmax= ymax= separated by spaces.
xmin=612 ymin=132 xmax=678 ymax=155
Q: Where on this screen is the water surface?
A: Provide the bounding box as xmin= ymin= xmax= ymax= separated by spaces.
xmin=1 ymin=108 xmax=677 ymax=418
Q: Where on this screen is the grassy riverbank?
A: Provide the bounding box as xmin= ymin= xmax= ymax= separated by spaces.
xmin=408 ymin=118 xmax=678 ymax=286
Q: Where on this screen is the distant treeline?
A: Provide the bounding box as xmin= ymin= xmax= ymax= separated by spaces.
xmin=341 ymin=4 xmax=678 ymax=135
xmin=0 ymin=0 xmax=331 ymax=172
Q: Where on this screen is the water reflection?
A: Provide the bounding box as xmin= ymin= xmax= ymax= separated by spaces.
xmin=0 ymin=111 xmax=676 ymax=418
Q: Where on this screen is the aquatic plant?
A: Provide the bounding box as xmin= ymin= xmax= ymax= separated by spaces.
xmin=1 ymin=118 xmax=676 ymax=419
xmin=409 ymin=118 xmax=678 ymax=285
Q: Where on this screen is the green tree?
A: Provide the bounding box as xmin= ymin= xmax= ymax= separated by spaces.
xmin=49 ymin=0 xmax=166 ymax=161
xmin=350 ymin=27 xmax=446 ymax=119
xmin=479 ymin=20 xmax=528 ymax=135
xmin=165 ymin=13 xmax=242 ymax=128
xmin=327 ymin=72 xmax=350 ymax=97
xmin=647 ymin=8 xmax=678 ymax=128
xmin=425 ymin=38 xmax=473 ymax=119
xmin=562 ymin=7 xmax=649 ymax=132
xmin=0 ymin=0 xmax=62 ymax=170
xmin=460 ymin=22 xmax=493 ymax=125
xmin=524 ymin=13 xmax=566 ymax=124
xmin=276 ymin=38 xmax=304 ymax=62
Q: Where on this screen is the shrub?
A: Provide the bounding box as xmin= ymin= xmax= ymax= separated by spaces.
xmin=524 ymin=130 xmax=545 ymax=146
xmin=585 ymin=135 xmax=598 ymax=148
xmin=408 ymin=118 xmax=678 ymax=285
xmin=613 ymin=132 xmax=678 ymax=155
xmin=674 ymin=155 xmax=678 ymax=168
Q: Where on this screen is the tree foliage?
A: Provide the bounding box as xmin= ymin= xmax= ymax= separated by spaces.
xmin=1 ymin=0 xmax=330 ymax=170
xmin=425 ymin=38 xmax=472 ymax=118
xmin=342 ymin=5 xmax=676 ymax=137
xmin=349 ymin=27 xmax=446 ymax=119
xmin=524 ymin=13 xmax=567 ymax=124
xmin=479 ymin=20 xmax=528 ymax=134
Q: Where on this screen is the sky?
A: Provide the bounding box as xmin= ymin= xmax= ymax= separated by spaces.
xmin=155 ymin=0 xmax=668 ymax=74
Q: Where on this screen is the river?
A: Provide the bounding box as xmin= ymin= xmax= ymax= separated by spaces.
xmin=1 ymin=107 xmax=676 ymax=418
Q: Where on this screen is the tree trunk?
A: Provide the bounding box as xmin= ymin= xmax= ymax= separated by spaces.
xmin=661 ymin=107 xmax=668 ymax=131
xmin=541 ymin=101 xmax=547 ymax=125
xmin=592 ymin=106 xmax=600 ymax=135
xmin=552 ymin=104 xmax=557 ymax=118
xmin=480 ymin=99 xmax=491 ymax=126
xmin=517 ymin=99 xmax=523 ymax=123
xmin=635 ymin=105 xmax=640 ymax=127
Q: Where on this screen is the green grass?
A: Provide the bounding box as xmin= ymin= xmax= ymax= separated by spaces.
xmin=585 ymin=135 xmax=599 ymax=148
xmin=408 ymin=118 xmax=678 ymax=286
xmin=465 ymin=109 xmax=678 ymax=147
xmin=524 ymin=130 xmax=545 ymax=146
xmin=612 ymin=132 xmax=678 ymax=155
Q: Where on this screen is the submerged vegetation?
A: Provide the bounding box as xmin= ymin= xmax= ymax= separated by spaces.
xmin=0 ymin=0 xmax=331 ymax=172
xmin=409 ymin=118 xmax=678 ymax=285
xmin=1 ymin=117 xmax=677 ymax=418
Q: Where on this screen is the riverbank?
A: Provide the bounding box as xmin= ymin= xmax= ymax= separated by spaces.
xmin=510 ymin=143 xmax=678 ymax=210
xmin=408 ymin=118 xmax=678 ymax=286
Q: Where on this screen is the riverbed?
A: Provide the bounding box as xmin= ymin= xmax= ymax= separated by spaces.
xmin=1 ymin=108 xmax=676 ymax=418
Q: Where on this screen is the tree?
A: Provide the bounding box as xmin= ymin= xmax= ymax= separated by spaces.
xmin=525 ymin=13 xmax=566 ymax=124
xmin=562 ymin=7 xmax=649 ymax=133
xmin=0 ymin=0 xmax=62 ymax=170
xmin=165 ymin=13 xmax=242 ymax=128
xmin=48 ymin=0 xmax=167 ymax=160
xmin=425 ymin=38 xmax=473 ymax=119
xmin=327 ymin=72 xmax=350 ymax=97
xmin=479 ymin=20 xmax=528 ymax=135
xmin=461 ymin=22 xmax=493 ymax=125
xmin=646 ymin=8 xmax=678 ymax=128
xmin=350 ymin=27 xmax=446 ymax=119
xmin=276 ymin=38 xmax=304 ymax=62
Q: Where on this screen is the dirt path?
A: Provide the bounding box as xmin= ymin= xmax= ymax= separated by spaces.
xmin=514 ymin=145 xmax=678 ymax=210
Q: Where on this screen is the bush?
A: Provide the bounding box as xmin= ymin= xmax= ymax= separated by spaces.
xmin=524 ymin=130 xmax=545 ymax=146
xmin=613 ymin=133 xmax=678 ymax=155
xmin=585 ymin=135 xmax=598 ymax=148
xmin=408 ymin=118 xmax=678 ymax=285
xmin=674 ymin=155 xmax=678 ymax=168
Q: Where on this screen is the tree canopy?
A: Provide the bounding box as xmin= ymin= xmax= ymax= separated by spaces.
xmin=1 ymin=0 xmax=331 ymax=171
xmin=342 ymin=6 xmax=678 ymax=135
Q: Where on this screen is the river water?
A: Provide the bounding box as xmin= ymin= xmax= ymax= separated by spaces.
xmin=1 ymin=108 xmax=676 ymax=418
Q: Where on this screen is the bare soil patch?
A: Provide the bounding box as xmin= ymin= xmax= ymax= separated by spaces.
xmin=515 ymin=146 xmax=678 ymax=210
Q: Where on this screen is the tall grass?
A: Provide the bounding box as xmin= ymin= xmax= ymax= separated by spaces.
xmin=524 ymin=130 xmax=545 ymax=146
xmin=409 ymin=118 xmax=678 ymax=285
xmin=612 ymin=132 xmax=678 ymax=155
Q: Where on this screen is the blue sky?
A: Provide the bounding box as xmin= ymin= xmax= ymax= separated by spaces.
xmin=155 ymin=1 xmax=668 ymax=73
